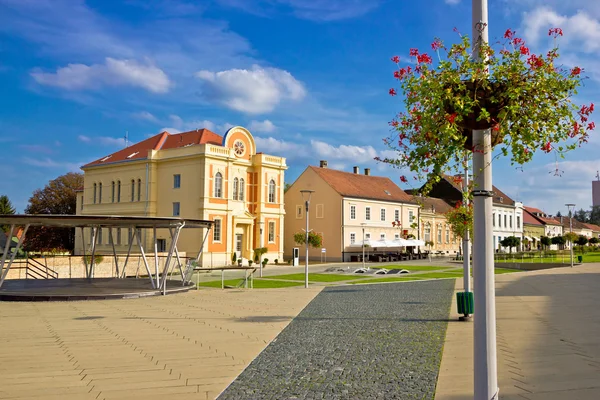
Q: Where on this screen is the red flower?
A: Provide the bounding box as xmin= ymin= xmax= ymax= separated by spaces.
xmin=389 ymin=120 xmax=399 ymax=127
xmin=391 ymin=55 xmax=400 ymax=63
xmin=591 ymin=103 xmax=595 ymax=112
xmin=389 ymin=88 xmax=397 ymax=96
xmin=446 ymin=113 xmax=457 ymax=124
xmin=492 ymin=125 xmax=500 ymax=132
xmin=542 ymin=142 xmax=552 ymax=153
xmin=527 ymin=54 xmax=544 ymax=69
xmin=548 ymin=28 xmax=563 ymax=37
xmin=400 ymin=175 xmax=408 ymax=183
xmin=431 ymin=40 xmax=442 ymax=51
xmin=524 ymin=148 xmax=529 ymax=155
xmin=417 ymin=53 xmax=433 ymax=64
xmin=588 ymin=122 xmax=596 ymax=130
xmin=571 ymin=66 xmax=582 ymax=76
xmin=409 ymin=48 xmax=419 ymax=57
xmin=512 ymin=37 xmax=524 ymax=46
xmin=520 ymin=45 xmax=529 ymax=55
xmin=504 ymin=29 xmax=515 ymax=39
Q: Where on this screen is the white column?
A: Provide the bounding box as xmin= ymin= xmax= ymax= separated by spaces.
xmin=463 ymin=157 xmax=472 ymax=295
xmin=472 ymin=1 xmax=498 ymax=399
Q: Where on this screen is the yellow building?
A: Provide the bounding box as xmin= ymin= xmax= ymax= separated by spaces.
xmin=74 ymin=126 xmax=286 ymax=266
xmin=417 ymin=197 xmax=461 ymax=255
xmin=284 ymin=162 xmax=419 ymax=262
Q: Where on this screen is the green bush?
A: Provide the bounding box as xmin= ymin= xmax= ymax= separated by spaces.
xmin=82 ymin=255 xmax=104 ymax=264
xmin=262 ymin=258 xmax=269 ymax=265
xmin=274 ymin=259 xmax=279 ymax=265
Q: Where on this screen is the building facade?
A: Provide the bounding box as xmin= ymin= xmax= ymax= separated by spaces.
xmin=524 ymin=207 xmax=563 ymax=250
xmin=284 ymin=162 xmax=419 ymax=262
xmin=74 ymin=126 xmax=286 ymax=266
xmin=422 ymin=175 xmax=523 ymax=252
xmin=417 ymin=196 xmax=461 ymax=255
xmin=522 ymin=209 xmax=545 ymax=250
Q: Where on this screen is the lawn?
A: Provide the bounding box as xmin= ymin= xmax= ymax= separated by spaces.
xmin=261 ymin=273 xmax=368 ymax=282
xmin=373 ymin=265 xmax=452 ymax=271
xmin=493 ymin=268 xmax=521 ymax=274
xmin=411 ymin=272 xmax=465 ymax=279
xmin=198 ymin=279 xmax=304 ymax=289
xmin=495 ymin=251 xmax=600 ymax=263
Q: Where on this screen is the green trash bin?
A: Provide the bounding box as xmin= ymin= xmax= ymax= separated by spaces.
xmin=578 ymin=255 xmax=583 ymax=263
xmin=457 ymin=292 xmax=474 ymax=316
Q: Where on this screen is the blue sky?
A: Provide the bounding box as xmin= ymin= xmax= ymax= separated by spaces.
xmin=0 ymin=0 xmax=598 ymax=216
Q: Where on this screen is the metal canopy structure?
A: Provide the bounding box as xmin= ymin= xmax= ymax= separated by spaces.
xmin=0 ymin=215 xmax=213 ymax=294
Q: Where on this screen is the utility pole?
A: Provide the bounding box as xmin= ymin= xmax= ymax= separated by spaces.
xmin=462 ymin=154 xmax=472 ymax=319
xmin=300 ymin=190 xmax=314 ymax=288
xmin=566 ymin=203 xmax=575 ymax=268
xmin=472 ymin=1 xmax=498 ymax=399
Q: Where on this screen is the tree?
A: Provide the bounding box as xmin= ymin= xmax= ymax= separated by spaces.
xmin=575 ymin=235 xmax=588 ymax=247
xmin=540 ymin=236 xmax=551 ymax=250
xmin=555 ymin=211 xmax=562 ymax=217
xmin=589 ymin=206 xmax=600 ymax=225
xmin=445 ymin=201 xmax=473 ymax=240
xmin=500 ymin=236 xmax=520 ymax=253
xmin=589 ymin=237 xmax=599 ymax=245
xmin=24 ymin=172 xmax=83 ymax=252
xmin=284 ymin=183 xmax=292 ymax=193
xmin=0 ymin=195 xmax=17 ymax=233
xmin=551 ymin=236 xmax=566 ymax=249
xmin=564 ymin=231 xmax=578 ymax=244
xmin=574 ymin=208 xmax=588 ymax=223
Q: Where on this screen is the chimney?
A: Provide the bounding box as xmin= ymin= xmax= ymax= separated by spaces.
xmin=353 ymin=166 xmax=359 ymax=174
xmin=364 ymin=168 xmax=370 ymax=176
xmin=320 ymin=160 xmax=328 ymax=168
xmin=560 ymin=216 xmax=563 ymax=223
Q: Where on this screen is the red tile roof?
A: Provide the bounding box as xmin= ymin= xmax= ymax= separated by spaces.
xmin=535 ymin=215 xmax=562 ymax=226
xmin=310 ymin=166 xmax=414 ymax=204
xmin=524 ymin=206 xmax=544 ymax=214
xmin=553 ymin=217 xmax=593 ymax=231
xmin=83 ymin=129 xmax=223 ymax=168
xmin=416 ymin=196 xmax=453 ymax=214
xmin=523 ymin=210 xmax=543 ymax=226
xmin=442 ymin=175 xmax=515 ymax=205
xmin=584 ymin=223 xmax=600 ymax=232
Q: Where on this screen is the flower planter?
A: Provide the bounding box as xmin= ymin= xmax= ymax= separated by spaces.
xmin=445 ymin=81 xmax=508 ymax=130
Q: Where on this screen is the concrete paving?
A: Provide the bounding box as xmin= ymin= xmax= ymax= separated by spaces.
xmin=0 ymin=286 xmax=322 ymax=400
xmin=435 ymin=264 xmax=600 ymax=400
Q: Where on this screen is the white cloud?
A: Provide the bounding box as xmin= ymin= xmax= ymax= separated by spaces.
xmin=310 ymin=140 xmax=380 ymax=164
xmin=255 ymin=136 xmax=300 ymax=154
xmin=132 ymin=111 xmax=159 ymax=122
xmin=445 ymin=0 xmax=460 ymax=4
xmin=248 ymin=119 xmax=276 ymax=133
xmin=218 ymin=0 xmax=380 ymax=21
xmin=31 ymin=57 xmax=171 ymax=93
xmin=196 ymin=65 xmax=306 ymax=114
xmin=22 ymin=157 xmax=82 ymax=172
xmin=78 ymin=135 xmax=125 ymax=146
xmin=167 ymin=114 xmax=217 ymax=132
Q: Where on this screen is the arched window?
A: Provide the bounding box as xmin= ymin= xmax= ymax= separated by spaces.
xmin=233 ymin=178 xmax=239 ymax=200
xmin=437 ymin=224 xmax=442 ymax=244
xmin=239 ymin=178 xmax=245 ymax=201
xmin=445 ymin=226 xmax=450 ymax=243
xmin=137 ymin=179 xmax=141 ymax=201
xmin=93 ymin=183 xmax=97 ymax=204
xmin=268 ymin=179 xmax=276 ymax=203
xmin=98 ymin=183 xmax=103 ymax=204
xmin=131 ymin=179 xmax=135 ymax=202
xmin=214 ymin=172 xmax=223 ymax=198
xmin=117 ymin=181 xmax=121 ymax=202
xmin=111 ymin=181 xmax=115 ymax=203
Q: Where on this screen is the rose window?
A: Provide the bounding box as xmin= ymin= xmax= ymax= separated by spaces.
xmin=234 ymin=140 xmax=245 ymax=156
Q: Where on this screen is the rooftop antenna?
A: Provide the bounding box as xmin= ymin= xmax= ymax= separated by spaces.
xmin=596 ymin=170 xmax=599 ymax=181
xmin=125 ymin=131 xmax=129 ymax=148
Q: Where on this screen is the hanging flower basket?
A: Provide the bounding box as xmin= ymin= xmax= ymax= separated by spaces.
xmin=444 ymin=81 xmax=508 ymax=130
xmin=378 ymin=27 xmax=595 ymax=195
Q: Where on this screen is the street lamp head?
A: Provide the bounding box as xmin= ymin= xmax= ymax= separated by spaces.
xmin=300 ymin=189 xmax=315 ymax=202
xmin=565 ymin=203 xmax=575 ymax=207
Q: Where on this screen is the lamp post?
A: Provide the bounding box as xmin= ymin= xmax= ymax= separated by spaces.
xmin=566 ymin=203 xmax=575 ymax=268
xmin=361 ymin=223 xmax=367 ymax=269
xmin=472 ymin=1 xmax=498 ymax=399
xmin=300 ymin=190 xmax=314 ymax=289
xmin=462 ymin=155 xmax=472 ymax=319
xmin=259 ymin=221 xmax=264 ymax=277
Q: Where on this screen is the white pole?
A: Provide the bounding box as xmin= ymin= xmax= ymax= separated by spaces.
xmin=463 ymin=155 xmax=472 ymax=296
xmin=362 ymin=226 xmax=365 ymax=269
xmin=472 ymin=0 xmax=498 ymax=399
xmin=305 ymin=199 xmax=309 ymax=288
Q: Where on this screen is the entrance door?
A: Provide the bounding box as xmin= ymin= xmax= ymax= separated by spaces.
xmin=235 ymin=234 xmax=243 ymax=259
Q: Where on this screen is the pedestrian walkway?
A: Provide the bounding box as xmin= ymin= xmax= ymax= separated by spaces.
xmin=0 ymin=286 xmax=321 ymax=400
xmin=435 ymin=264 xmax=600 ymax=400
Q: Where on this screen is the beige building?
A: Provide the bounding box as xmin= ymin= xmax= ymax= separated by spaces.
xmin=417 ymin=197 xmax=461 ymax=255
xmin=284 ymin=162 xmax=419 ymax=262
xmin=74 ymin=126 xmax=286 ymax=266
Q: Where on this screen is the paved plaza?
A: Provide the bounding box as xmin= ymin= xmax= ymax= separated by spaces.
xmin=1 ymin=263 xmax=600 ymax=399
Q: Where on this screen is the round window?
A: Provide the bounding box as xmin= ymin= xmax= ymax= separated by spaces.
xmin=234 ymin=140 xmax=246 ymax=156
